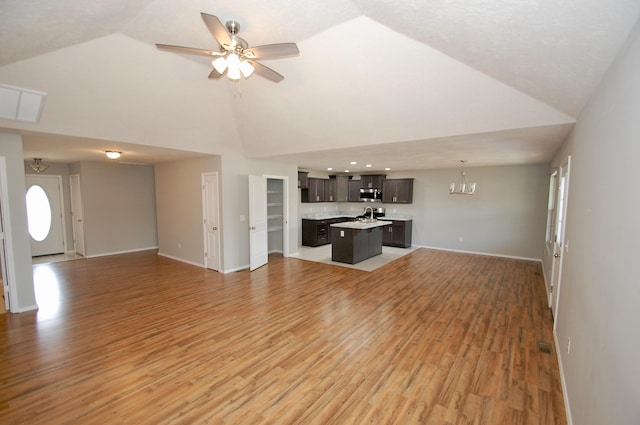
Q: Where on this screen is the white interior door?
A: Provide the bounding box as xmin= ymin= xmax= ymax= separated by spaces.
xmin=69 ymin=174 xmax=85 ymax=256
xmin=550 ymin=158 xmax=571 ymax=320
xmin=26 ymin=175 xmax=65 ymax=257
xmin=249 ymin=175 xmax=268 ymax=271
xmin=202 ymin=173 xmax=221 ymax=271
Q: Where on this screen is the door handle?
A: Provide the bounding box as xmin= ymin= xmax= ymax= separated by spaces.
xmin=249 ymin=226 xmax=256 ymax=230
xmin=554 ymin=253 xmax=560 ymax=258
xmin=212 ymin=226 xmax=217 ymax=230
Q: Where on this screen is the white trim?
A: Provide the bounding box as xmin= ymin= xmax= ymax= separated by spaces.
xmin=10 ymin=303 xmax=38 ymax=313
xmin=157 ymin=252 xmax=204 ymax=268
xmin=554 ymin=331 xmax=573 ymax=425
xmin=414 ymin=244 xmax=542 ymax=262
xmin=222 ymin=264 xmax=249 ymax=274
xmin=84 ymin=246 xmax=158 ymax=258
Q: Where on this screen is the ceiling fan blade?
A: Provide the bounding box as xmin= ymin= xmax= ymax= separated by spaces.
xmin=156 ymin=44 xmax=223 ymax=57
xmin=201 ymin=13 xmax=231 ymax=47
xmin=208 ymin=68 xmax=224 ymax=79
xmin=251 ymin=61 xmax=285 ymax=83
xmin=245 ymin=43 xmax=299 ymax=59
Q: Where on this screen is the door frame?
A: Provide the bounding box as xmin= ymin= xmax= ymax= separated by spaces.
xmin=0 ymin=157 xmax=17 ymax=312
xmin=69 ymin=174 xmax=86 ymax=256
xmin=202 ymin=172 xmax=221 ymax=271
xmin=264 ymin=174 xmax=290 ymax=258
xmin=549 ymin=156 xmax=571 ymax=326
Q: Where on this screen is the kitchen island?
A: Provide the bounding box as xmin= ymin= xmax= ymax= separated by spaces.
xmin=330 ymin=220 xmax=391 ymax=264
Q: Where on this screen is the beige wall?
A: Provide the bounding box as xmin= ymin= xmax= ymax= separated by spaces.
xmin=75 ymin=161 xmax=157 ymax=257
xmin=154 ymin=156 xmax=222 ymax=267
xmin=547 ymin=19 xmax=640 ymax=425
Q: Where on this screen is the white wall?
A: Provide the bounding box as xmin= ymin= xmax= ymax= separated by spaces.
xmin=0 ymin=133 xmax=37 ymax=311
xmin=549 ymin=20 xmax=640 ymax=425
xmin=300 ymin=164 xmax=549 ymax=260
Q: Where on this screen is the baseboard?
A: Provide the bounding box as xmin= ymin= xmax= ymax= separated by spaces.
xmin=11 ymin=303 xmax=38 ymax=313
xmin=554 ymin=331 xmax=573 ymax=425
xmin=415 ymin=244 xmax=542 ymax=262
xmin=156 ymin=252 xmax=204 ymax=268
xmin=85 ymin=246 xmax=159 ymax=259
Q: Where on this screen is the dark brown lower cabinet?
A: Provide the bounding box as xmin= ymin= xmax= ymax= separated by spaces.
xmin=382 ymin=220 xmax=413 ymax=248
xmin=302 ymin=218 xmax=348 ymax=246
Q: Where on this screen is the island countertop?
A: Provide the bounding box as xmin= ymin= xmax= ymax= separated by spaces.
xmin=330 ymin=220 xmax=392 ymax=230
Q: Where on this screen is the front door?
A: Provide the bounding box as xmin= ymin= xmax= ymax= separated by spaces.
xmin=202 ymin=173 xmax=221 ymax=271
xmin=248 ymin=175 xmax=268 ymax=271
xmin=550 ymin=158 xmax=571 ymax=320
xmin=25 ymin=175 xmax=65 ymax=257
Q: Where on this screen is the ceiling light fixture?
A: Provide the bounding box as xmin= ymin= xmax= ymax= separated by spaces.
xmin=106 ymin=150 xmax=122 ymax=159
xmin=365 ymin=164 xmax=372 ymax=168
xmin=450 ymin=160 xmax=476 ymax=195
xmin=350 ymin=161 xmax=357 ymax=165
xmin=29 ymin=158 xmax=49 ymax=173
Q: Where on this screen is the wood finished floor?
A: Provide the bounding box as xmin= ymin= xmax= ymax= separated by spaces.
xmin=0 ymin=249 xmax=566 ymax=424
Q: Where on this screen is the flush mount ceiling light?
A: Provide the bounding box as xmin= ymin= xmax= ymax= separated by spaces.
xmin=29 ymin=158 xmax=49 ymax=173
xmin=105 ymin=150 xmax=121 ymax=159
xmin=156 ymin=13 xmax=299 ymax=83
xmin=450 ymin=160 xmax=476 ymax=195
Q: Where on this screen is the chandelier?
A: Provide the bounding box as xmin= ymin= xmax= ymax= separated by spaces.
xmin=29 ymin=158 xmax=49 ymax=173
xmin=449 ymin=160 xmax=476 ymax=195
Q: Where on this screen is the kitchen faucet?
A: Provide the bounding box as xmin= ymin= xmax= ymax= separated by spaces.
xmin=364 ymin=206 xmax=374 ymax=221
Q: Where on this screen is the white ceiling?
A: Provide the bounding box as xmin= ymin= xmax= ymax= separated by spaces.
xmin=1 ymin=0 xmax=639 ymax=172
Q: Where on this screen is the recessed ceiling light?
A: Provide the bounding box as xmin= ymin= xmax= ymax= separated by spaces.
xmin=344 ymin=169 xmax=350 ymax=173
xmin=350 ymin=161 xmax=357 ymax=165
xmin=385 ymin=167 xmax=391 ymax=171
xmin=365 ymin=164 xmax=372 ymax=168
xmin=327 ymin=167 xmax=333 ymax=171
xmin=105 ymin=150 xmax=121 ymax=159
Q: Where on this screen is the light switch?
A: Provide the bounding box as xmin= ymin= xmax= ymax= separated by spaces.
xmin=340 ymin=230 xmax=344 ymax=237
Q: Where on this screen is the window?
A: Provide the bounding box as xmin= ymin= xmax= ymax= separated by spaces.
xmin=545 ymin=170 xmax=558 ymax=244
xmin=26 ymin=185 xmax=52 ymax=242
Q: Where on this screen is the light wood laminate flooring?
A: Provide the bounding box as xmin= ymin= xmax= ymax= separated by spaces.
xmin=1 ymin=249 xmax=566 ymax=424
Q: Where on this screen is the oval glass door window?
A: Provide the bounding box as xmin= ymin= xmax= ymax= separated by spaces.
xmin=26 ymin=185 xmax=52 ymax=242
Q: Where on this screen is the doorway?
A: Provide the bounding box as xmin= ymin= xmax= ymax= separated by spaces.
xmin=25 ymin=175 xmax=66 ymax=257
xmin=0 ymin=157 xmax=15 ymax=313
xmin=69 ymin=174 xmax=85 ymax=256
xmin=248 ymin=175 xmax=289 ymax=271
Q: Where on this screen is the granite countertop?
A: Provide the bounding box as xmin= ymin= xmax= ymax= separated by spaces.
xmin=330 ymin=220 xmax=392 ymax=230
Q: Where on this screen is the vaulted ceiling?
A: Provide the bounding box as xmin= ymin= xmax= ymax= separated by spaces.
xmin=1 ymin=0 xmax=639 ymax=172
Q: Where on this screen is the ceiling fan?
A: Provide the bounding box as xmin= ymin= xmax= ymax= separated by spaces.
xmin=156 ymin=13 xmax=299 ymax=83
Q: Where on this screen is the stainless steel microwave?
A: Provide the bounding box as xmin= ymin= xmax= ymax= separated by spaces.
xmin=359 ymin=188 xmax=382 ymax=202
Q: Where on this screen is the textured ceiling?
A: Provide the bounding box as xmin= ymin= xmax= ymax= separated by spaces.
xmin=1 ymin=0 xmax=639 ymax=172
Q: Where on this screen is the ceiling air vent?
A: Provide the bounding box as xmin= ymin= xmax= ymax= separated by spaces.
xmin=0 ymin=84 xmax=46 ymax=123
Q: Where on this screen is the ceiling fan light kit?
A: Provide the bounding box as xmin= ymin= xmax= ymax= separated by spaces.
xmin=156 ymin=13 xmax=299 ymax=83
